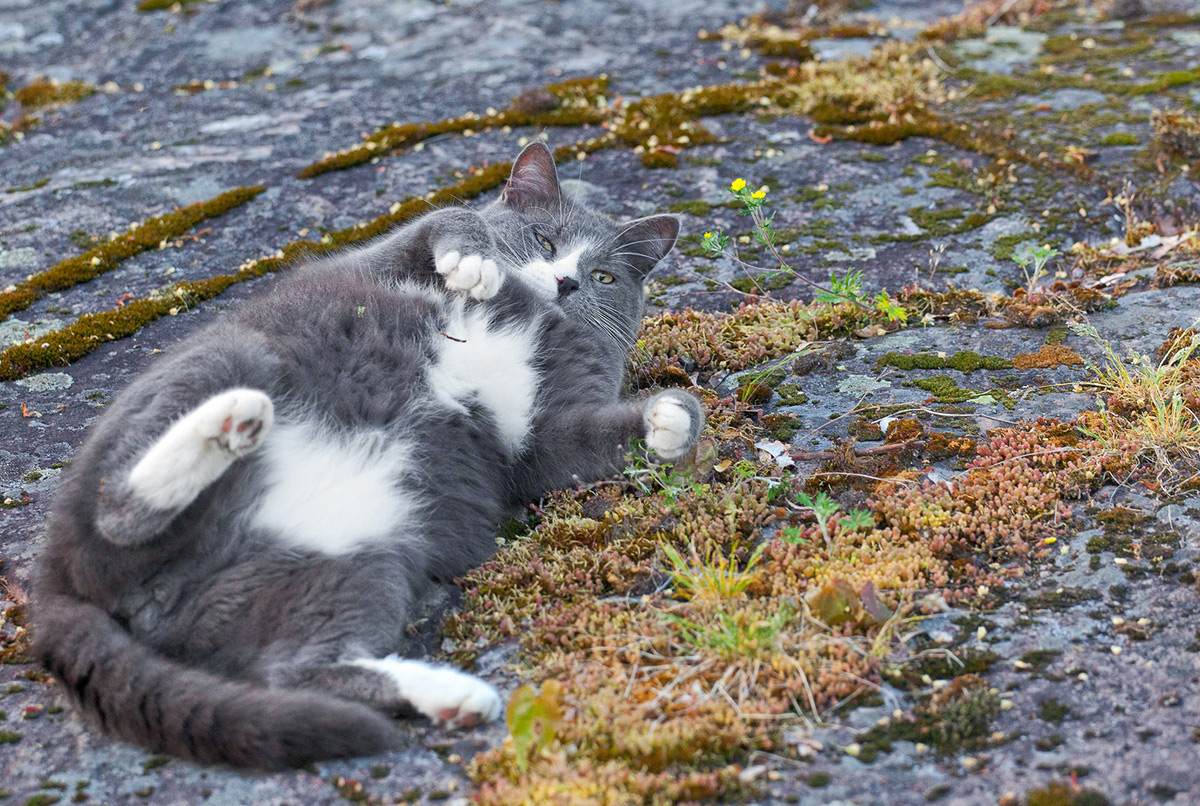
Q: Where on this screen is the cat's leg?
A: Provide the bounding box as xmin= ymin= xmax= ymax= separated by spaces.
xmin=365 ymin=207 xmax=503 ymax=300
xmin=512 ymin=389 xmax=705 ymax=498
xmin=418 ymin=208 xmax=504 ymax=301
xmin=273 ymin=658 xmax=503 ymax=728
xmin=95 ymin=388 xmax=273 ymax=545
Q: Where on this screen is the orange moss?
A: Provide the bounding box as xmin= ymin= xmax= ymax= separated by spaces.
xmin=1013 ymin=344 xmax=1085 ymax=369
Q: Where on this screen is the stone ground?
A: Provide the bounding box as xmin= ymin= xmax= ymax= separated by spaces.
xmin=2 ymin=0 xmax=1200 ymax=804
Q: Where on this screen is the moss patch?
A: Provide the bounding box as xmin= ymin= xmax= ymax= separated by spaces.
xmin=1013 ymin=344 xmax=1084 ymax=369
xmin=0 ymin=186 xmax=266 ymax=321
xmin=876 ymin=350 xmax=1012 ymax=373
xmin=298 ymin=77 xmax=611 ymax=177
xmin=13 ymin=79 xmax=94 ymax=109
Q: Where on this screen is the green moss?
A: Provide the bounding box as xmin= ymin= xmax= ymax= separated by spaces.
xmin=775 ymin=383 xmax=809 ymax=406
xmin=911 ymin=375 xmax=995 ymax=405
xmin=992 ymin=231 xmax=1040 ymax=262
xmin=24 ymin=795 xmax=60 ymax=806
xmin=762 ymin=412 xmax=799 ymax=441
xmin=944 ymin=350 xmax=1012 ymax=373
xmin=137 ymin=0 xmax=200 ymax=9
xmin=806 ymin=772 xmax=831 ymax=788
xmin=1100 ymin=132 xmax=1139 ymax=146
xmin=667 ymin=200 xmax=712 ymax=216
xmin=0 ymin=145 xmax=612 ymax=380
xmin=6 ymin=177 xmax=49 ymax=194
xmin=641 ymin=149 xmax=679 ymax=169
xmin=1025 ymin=782 xmax=1113 ymax=806
xmin=13 ymin=79 xmax=94 ymax=109
xmin=855 ymin=675 xmax=1000 ymax=759
xmin=1038 ymin=698 xmax=1070 ymax=723
xmin=876 ymin=351 xmax=946 ymax=371
xmin=1019 ymin=649 xmax=1062 ymax=674
xmin=0 ymin=730 xmax=20 ymax=744
xmin=903 ymin=648 xmax=998 ymax=684
xmin=736 ymin=367 xmax=786 ymax=404
xmin=0 ymin=186 xmax=266 ymax=321
xmin=298 ymin=76 xmax=611 ymax=178
xmin=1025 ymin=587 xmax=1100 ymax=611
xmin=730 ymin=273 xmax=791 ymax=294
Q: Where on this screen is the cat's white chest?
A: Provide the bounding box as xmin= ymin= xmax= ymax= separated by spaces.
xmin=426 ymin=300 xmax=540 ymax=452
xmin=250 ymin=422 xmax=418 ymax=555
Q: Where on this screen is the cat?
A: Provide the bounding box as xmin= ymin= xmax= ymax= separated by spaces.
xmin=33 ymin=141 xmax=704 ymax=770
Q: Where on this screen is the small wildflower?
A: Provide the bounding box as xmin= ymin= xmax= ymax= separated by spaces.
xmin=730 ymin=178 xmax=746 ymax=192
xmin=701 ymin=231 xmax=728 ymax=255
xmin=751 ymin=189 xmax=766 ymax=199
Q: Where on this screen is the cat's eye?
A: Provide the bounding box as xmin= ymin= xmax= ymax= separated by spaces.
xmin=535 ymin=233 xmax=555 ymax=254
xmin=591 ymin=270 xmax=615 ymax=284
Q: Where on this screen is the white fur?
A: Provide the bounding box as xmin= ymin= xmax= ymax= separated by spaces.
xmin=435 ymin=250 xmax=503 ymax=301
xmin=644 ymin=395 xmax=694 ymax=459
xmin=514 ymin=245 xmax=587 ymax=300
xmin=351 ymin=655 xmax=503 ymax=726
xmin=251 ymin=422 xmax=419 ymax=555
xmin=128 ymin=388 xmax=273 ymax=510
xmin=426 ymin=299 xmax=540 ymax=452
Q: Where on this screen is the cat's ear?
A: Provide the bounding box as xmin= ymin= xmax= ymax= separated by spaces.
xmin=502 ymin=141 xmax=561 ymax=210
xmin=617 ymin=215 xmax=680 ymax=278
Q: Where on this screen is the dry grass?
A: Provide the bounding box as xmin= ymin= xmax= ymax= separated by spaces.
xmin=1071 ymin=322 xmax=1200 ymax=490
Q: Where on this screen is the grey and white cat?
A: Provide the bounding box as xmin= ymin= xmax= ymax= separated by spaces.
xmin=35 ymin=142 xmax=703 ymax=769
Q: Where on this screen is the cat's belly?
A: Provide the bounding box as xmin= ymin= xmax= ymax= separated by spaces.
xmin=425 ymin=299 xmax=541 ymax=454
xmin=249 ymin=421 xmax=420 ymax=555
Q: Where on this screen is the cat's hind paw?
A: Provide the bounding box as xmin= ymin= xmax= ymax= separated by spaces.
xmin=202 ymin=389 xmax=274 ymax=457
xmin=354 ymin=656 xmax=504 ymax=729
xmin=126 ymin=388 xmax=273 ymax=512
xmin=643 ymin=390 xmax=703 ymax=461
xmin=435 ymin=251 xmax=503 ymax=301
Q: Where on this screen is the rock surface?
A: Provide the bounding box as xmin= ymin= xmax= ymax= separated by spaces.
xmin=2 ymin=0 xmax=1200 ymax=804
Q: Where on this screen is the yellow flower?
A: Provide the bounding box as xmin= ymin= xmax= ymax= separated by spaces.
xmin=703 ymin=231 xmax=714 ymax=239
xmin=752 ymin=189 xmax=766 ymax=199
xmin=730 ymin=178 xmax=746 ymax=192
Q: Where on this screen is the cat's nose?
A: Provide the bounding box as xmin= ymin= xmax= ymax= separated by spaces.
xmin=556 ymin=276 xmax=580 ymax=298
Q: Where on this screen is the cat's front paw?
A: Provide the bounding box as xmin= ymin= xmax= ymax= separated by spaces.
xmin=199 ymin=388 xmax=274 ymax=457
xmin=435 ymin=250 xmax=503 ymax=301
xmin=643 ymin=390 xmax=703 ymax=460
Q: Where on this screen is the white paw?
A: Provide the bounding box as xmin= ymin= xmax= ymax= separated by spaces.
xmin=644 ymin=395 xmax=695 ymax=460
xmin=354 ymin=656 xmax=503 ymax=729
xmin=194 ymin=388 xmax=274 ymax=457
xmin=435 ymin=251 xmax=503 ymax=301
xmin=128 ymin=388 xmax=274 ymax=510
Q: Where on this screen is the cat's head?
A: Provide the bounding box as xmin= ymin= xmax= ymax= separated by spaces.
xmin=482 ymin=141 xmax=679 ymax=348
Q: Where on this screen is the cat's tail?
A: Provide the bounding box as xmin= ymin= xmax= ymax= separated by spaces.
xmin=35 ymin=593 xmax=400 ymax=769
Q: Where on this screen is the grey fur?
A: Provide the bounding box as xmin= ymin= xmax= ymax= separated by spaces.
xmin=35 ymin=142 xmax=703 ymax=769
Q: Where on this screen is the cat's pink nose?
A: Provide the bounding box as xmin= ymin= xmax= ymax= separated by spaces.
xmin=556 ymin=275 xmax=580 ymax=297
